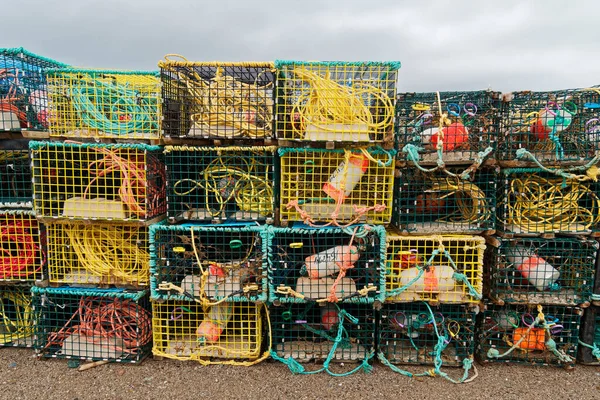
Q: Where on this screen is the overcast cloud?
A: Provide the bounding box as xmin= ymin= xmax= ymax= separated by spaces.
xmin=2 ymin=0 xmax=598 ymax=92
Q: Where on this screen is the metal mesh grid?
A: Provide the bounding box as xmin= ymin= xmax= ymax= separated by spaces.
xmin=486 ymin=237 xmax=598 ymax=306
xmin=498 ymin=88 xmax=600 ymax=164
xmin=46 ymin=69 xmax=161 ymax=139
xmin=0 ymin=210 xmax=43 ymax=282
xmin=0 ymin=47 xmax=67 ymax=131
xmin=152 ymin=300 xmax=264 ymax=363
xmin=477 ymin=303 xmax=580 ymax=366
xmin=271 ymin=303 xmax=374 ymax=366
xmin=279 ymin=147 xmax=395 ymax=226
xmin=32 ymin=287 xmax=152 ymax=363
xmin=393 ymin=166 xmax=497 ymax=234
xmin=0 ymin=143 xmax=32 ymax=208
xmin=384 ymin=232 xmax=484 ymax=304
xmin=378 ymin=303 xmax=475 ymax=366
xmin=577 ymin=306 xmax=600 ymax=364
xmin=274 ymin=60 xmax=400 ymax=143
xmin=159 ymin=59 xmax=275 ymax=140
xmin=395 ymin=90 xmax=500 ymax=164
xmin=497 ymin=168 xmax=600 ymax=235
xmin=45 ymin=221 xmax=149 ymax=288
xmin=0 ymin=285 xmax=35 ymax=347
xmin=164 ymin=145 xmax=276 ymax=223
xmin=30 ymin=141 xmax=166 ymax=222
xmin=150 ymin=224 xmax=267 ymax=303
xmin=268 ymin=225 xmax=385 ymax=304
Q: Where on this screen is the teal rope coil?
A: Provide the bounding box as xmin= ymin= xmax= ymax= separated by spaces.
xmin=0 ymin=47 xmax=68 ymax=68
xmin=31 ymin=286 xmax=149 ymax=301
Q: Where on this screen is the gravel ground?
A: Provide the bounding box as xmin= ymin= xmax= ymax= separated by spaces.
xmin=0 ymin=348 xmax=599 ymax=400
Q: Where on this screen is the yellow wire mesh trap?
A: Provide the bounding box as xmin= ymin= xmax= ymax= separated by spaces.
xmin=0 ymin=210 xmax=43 ymax=282
xmin=279 ymin=147 xmax=395 ymax=226
xmin=30 ymin=141 xmax=167 ymax=223
xmin=275 ymin=60 xmax=400 ymax=143
xmin=152 ymin=300 xmax=266 ymax=365
xmin=0 ymin=286 xmax=35 ymax=347
xmin=45 ymin=221 xmax=149 ymax=288
xmin=385 ymin=231 xmax=484 ymax=304
xmin=46 ymin=69 xmax=161 ymax=139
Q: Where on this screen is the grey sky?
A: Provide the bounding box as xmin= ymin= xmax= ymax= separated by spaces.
xmin=3 ymin=0 xmax=598 ymax=92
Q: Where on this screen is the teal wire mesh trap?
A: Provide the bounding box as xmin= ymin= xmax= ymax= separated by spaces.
xmin=577 ymin=305 xmax=600 ymax=365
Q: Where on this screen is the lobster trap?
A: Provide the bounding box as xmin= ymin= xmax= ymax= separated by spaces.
xmin=396 ymin=90 xmax=500 ymax=165
xmin=159 ymin=57 xmax=275 ymax=140
xmin=497 ymin=168 xmax=600 ymax=236
xmin=46 ymin=69 xmax=161 ymax=139
xmin=498 ymin=87 xmax=600 ymax=165
xmin=477 ymin=303 xmax=580 ymax=367
xmin=165 ymin=145 xmax=276 ymax=223
xmin=275 ymin=60 xmax=400 ymax=144
xmin=393 ymin=166 xmax=497 ymax=234
xmin=577 ymin=306 xmax=600 ymax=364
xmin=152 ymin=300 xmax=266 ymax=364
xmin=0 ymin=47 xmax=67 ymax=131
xmin=268 ymin=225 xmax=385 ymax=304
xmin=30 ymin=141 xmax=166 ymax=223
xmin=0 ymin=142 xmax=31 ymax=208
xmin=0 ymin=286 xmax=35 ymax=347
xmin=378 ymin=303 xmax=475 ymax=367
xmin=45 ymin=221 xmax=150 ymax=288
xmin=32 ymin=287 xmax=152 ymax=363
xmin=0 ymin=209 xmax=43 ymax=282
xmin=150 ymin=224 xmax=267 ymax=303
xmin=485 ymin=237 xmax=598 ymax=306
xmin=270 ymin=303 xmax=375 ymax=373
xmin=385 ymin=232 xmax=484 ymax=304
xmin=279 ymin=147 xmax=395 ymax=226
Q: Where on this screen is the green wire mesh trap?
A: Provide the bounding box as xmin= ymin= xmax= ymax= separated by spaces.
xmin=267 ymin=225 xmax=385 ymax=304
xmin=30 ymin=141 xmax=167 ymax=223
xmin=0 ymin=47 xmax=67 ymax=131
xmin=32 ymin=287 xmax=152 ymax=363
xmin=164 ymin=145 xmax=276 ymax=223
xmin=477 ymin=303 xmax=580 ymax=367
xmin=497 ymin=168 xmax=600 ymax=235
xmin=396 ymin=90 xmax=500 ymax=165
xmin=485 ymin=237 xmax=598 ymax=306
xmin=577 ymin=306 xmax=600 ymax=365
xmin=0 ymin=141 xmax=32 ymax=208
xmin=378 ymin=303 xmax=475 ymax=367
xmin=0 ymin=285 xmax=35 ymax=347
xmin=150 ymin=224 xmax=267 ymax=303
xmin=498 ymin=87 xmax=600 ymax=165
xmin=0 ymin=209 xmax=43 ymax=283
xmin=393 ymin=166 xmax=497 ymax=234
xmin=270 ymin=303 xmax=375 ymax=374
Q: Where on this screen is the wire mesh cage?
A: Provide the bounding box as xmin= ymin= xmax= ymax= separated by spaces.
xmin=0 ymin=209 xmax=43 ymax=282
xmin=159 ymin=57 xmax=275 ymax=140
xmin=268 ymin=225 xmax=385 ymax=304
xmin=485 ymin=237 xmax=598 ymax=306
xmin=46 ymin=69 xmax=161 ymax=139
xmin=165 ymin=145 xmax=276 ymax=223
xmin=498 ymin=87 xmax=600 ymax=165
xmin=0 ymin=286 xmax=35 ymax=347
xmin=152 ymin=300 xmax=266 ymax=364
xmin=0 ymin=140 xmax=32 ymax=208
xmin=30 ymin=141 xmax=167 ymax=223
xmin=477 ymin=303 xmax=580 ymax=366
xmin=279 ymin=147 xmax=395 ymax=226
xmin=271 ymin=303 xmax=375 ymax=373
xmin=393 ymin=166 xmax=497 ymax=234
xmin=274 ymin=60 xmax=400 ymax=143
xmin=384 ymin=232 xmax=484 ymax=304
xmin=150 ymin=224 xmax=267 ymax=303
xmin=0 ymin=47 xmax=67 ymax=131
xmin=497 ymin=168 xmax=600 ymax=235
xmin=396 ymin=90 xmax=500 ymax=165
xmin=45 ymin=221 xmax=150 ymax=288
xmin=32 ymin=287 xmax=152 ymax=363
xmin=378 ymin=303 xmax=475 ymax=367
xmin=577 ymin=306 xmax=600 ymax=365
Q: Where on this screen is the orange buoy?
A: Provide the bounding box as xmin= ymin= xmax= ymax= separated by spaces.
xmin=430 ymin=122 xmax=469 ymax=151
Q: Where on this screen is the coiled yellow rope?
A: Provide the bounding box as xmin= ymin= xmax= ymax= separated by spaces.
xmin=0 ymin=290 xmax=33 ymax=344
xmin=427 ymin=179 xmax=489 ymax=224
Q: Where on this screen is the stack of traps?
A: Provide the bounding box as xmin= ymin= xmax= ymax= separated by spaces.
xmin=32 ymin=287 xmax=152 ymax=363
